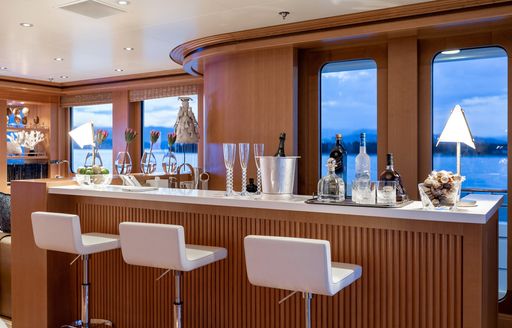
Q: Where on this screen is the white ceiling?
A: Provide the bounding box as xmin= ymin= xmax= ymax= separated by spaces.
xmin=0 ymin=0 xmax=430 ymax=82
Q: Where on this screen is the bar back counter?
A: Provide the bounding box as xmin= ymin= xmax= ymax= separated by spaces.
xmin=11 ymin=180 xmax=502 ymax=328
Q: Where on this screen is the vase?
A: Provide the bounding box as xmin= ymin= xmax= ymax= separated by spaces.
xmin=140 ymin=151 xmax=157 ymax=174
xmin=84 ymin=148 xmax=103 ymax=168
xmin=162 ymin=150 xmax=177 ymax=175
xmin=115 ymin=151 xmax=133 ymax=175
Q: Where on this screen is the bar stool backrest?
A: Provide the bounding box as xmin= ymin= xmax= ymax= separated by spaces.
xmin=31 ymin=211 xmax=83 ymax=254
xmin=119 ymin=222 xmax=187 ymax=271
xmin=244 ymin=235 xmax=334 ymax=295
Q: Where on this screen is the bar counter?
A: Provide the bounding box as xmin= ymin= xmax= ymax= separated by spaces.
xmin=12 ymin=180 xmax=502 ymax=328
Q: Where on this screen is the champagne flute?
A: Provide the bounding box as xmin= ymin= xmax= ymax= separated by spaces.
xmin=223 ymin=143 xmax=236 ymax=196
xmin=239 ymin=143 xmax=250 ymax=196
xmin=254 ymin=143 xmax=264 ymax=194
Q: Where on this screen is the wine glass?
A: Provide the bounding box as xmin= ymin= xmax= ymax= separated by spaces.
xmin=223 ymin=143 xmax=236 ymax=196
xmin=238 ymin=143 xmax=250 ymax=196
xmin=253 ymin=143 xmax=264 ymax=194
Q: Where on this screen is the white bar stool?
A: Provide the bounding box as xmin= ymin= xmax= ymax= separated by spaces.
xmin=31 ymin=211 xmax=120 ymax=328
xmin=244 ymin=235 xmax=362 ymax=328
xmin=119 ymin=222 xmax=227 ymax=328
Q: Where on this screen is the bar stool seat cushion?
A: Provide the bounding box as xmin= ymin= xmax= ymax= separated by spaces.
xmin=244 ymin=235 xmax=362 ymax=296
xmin=81 ymin=233 xmax=121 ymax=255
xmin=185 ymin=244 xmax=228 ymax=271
xmin=31 ymin=212 xmax=120 ymax=255
xmin=331 ymin=262 xmax=362 ymax=293
xmin=119 ymin=222 xmax=227 ymax=272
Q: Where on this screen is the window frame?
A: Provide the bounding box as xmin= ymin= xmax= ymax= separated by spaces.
xmin=419 ymin=33 xmax=512 ymax=306
xmin=69 ymin=103 xmax=114 ymax=173
xmin=298 ymin=44 xmax=388 ymax=195
xmin=318 ymin=58 xmax=379 ymax=181
xmin=140 ymin=95 xmax=201 ymax=173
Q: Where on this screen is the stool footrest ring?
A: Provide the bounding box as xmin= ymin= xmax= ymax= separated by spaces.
xmin=61 ymin=318 xmax=113 ymax=327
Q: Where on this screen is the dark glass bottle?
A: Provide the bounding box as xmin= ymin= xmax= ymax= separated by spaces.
xmin=379 ymin=153 xmax=408 ymax=202
xmin=246 ymin=178 xmax=257 ymax=193
xmin=329 ymin=134 xmax=347 ymax=196
xmin=274 ymin=132 xmax=286 ymax=157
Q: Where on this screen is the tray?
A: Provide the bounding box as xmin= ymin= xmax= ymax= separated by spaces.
xmin=305 ymin=197 xmax=414 ymax=208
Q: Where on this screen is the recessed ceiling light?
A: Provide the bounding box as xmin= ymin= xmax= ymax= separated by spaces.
xmin=123 ymin=47 xmax=134 ymax=51
xmin=20 ymin=22 xmax=34 ymax=27
xmin=60 ymin=75 xmax=69 ymax=79
xmin=117 ymin=0 xmax=130 ymax=5
xmin=54 ymin=57 xmax=64 ymax=61
xmin=114 ymin=68 xmax=124 ymax=72
xmin=441 ymin=49 xmax=461 ymax=55
xmin=0 ymin=67 xmax=7 ymax=70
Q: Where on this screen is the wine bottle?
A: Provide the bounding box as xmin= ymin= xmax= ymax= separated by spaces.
xmin=274 ymin=132 xmax=286 ymax=157
xmin=379 ymin=153 xmax=408 ymax=202
xmin=329 ymin=134 xmax=348 ymax=196
xmin=354 ymin=132 xmax=371 ymax=202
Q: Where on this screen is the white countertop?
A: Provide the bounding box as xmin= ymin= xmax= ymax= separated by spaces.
xmin=48 ymin=185 xmax=503 ymax=224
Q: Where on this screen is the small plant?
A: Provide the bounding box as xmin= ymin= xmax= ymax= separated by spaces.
xmin=95 ymin=129 xmax=108 ymax=146
xmin=167 ymin=132 xmax=177 ymax=150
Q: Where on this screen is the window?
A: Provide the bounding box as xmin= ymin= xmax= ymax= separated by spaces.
xmin=320 ymin=59 xmax=378 ymax=180
xmin=70 ymin=104 xmax=113 ymax=173
xmin=432 ymin=47 xmax=508 ymax=298
xmin=142 ymin=95 xmax=198 ymax=172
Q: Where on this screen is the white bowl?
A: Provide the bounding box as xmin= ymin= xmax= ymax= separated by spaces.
xmin=75 ymin=174 xmax=113 ymax=187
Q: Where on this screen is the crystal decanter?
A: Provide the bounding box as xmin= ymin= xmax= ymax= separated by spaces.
xmin=317 ymin=158 xmax=345 ymax=202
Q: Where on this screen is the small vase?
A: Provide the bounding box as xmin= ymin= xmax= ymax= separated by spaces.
xmin=115 ymin=151 xmax=132 ymax=175
xmin=162 ymin=149 xmax=177 ymax=175
xmin=140 ymin=151 xmax=157 ymax=174
xmin=84 ymin=149 xmax=103 ymax=168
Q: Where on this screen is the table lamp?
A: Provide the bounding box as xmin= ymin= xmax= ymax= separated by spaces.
xmin=436 ymin=104 xmax=475 ymax=176
xmin=69 ymin=122 xmax=97 ymax=166
xmin=69 ymin=122 xmax=94 ymax=148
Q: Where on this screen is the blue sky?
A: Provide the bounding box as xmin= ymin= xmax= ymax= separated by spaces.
xmin=321 ymin=59 xmax=377 ymax=140
xmin=72 ymin=95 xmax=198 ymax=129
xmin=319 ymin=48 xmax=508 ymax=143
xmin=433 ymin=49 xmax=507 ymax=139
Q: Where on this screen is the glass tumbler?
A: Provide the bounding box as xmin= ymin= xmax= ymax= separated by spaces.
xmin=377 ymin=181 xmax=397 ymax=205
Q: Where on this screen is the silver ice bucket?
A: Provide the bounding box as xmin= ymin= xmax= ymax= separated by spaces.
xmin=258 ymin=156 xmax=299 ymax=195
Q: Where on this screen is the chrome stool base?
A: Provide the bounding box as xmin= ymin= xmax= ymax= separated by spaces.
xmin=62 ymin=318 xmax=113 ymax=327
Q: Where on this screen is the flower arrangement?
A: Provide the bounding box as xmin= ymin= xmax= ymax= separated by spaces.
xmin=95 ymin=129 xmax=108 ymax=146
xmin=125 ymin=128 xmax=137 ymax=145
xmin=167 ymin=132 xmax=177 ymax=150
xmin=140 ymin=130 xmax=160 ymax=174
xmin=117 ymin=128 xmax=138 ymax=175
xmin=150 ymin=130 xmax=160 ymax=145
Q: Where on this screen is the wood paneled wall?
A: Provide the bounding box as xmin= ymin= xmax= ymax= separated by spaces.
xmin=0 ymin=100 xmax=6 ymax=193
xmin=387 ymin=37 xmax=418 ymax=198
xmin=203 ymin=47 xmax=297 ymax=191
xmin=8 ymin=185 xmax=495 ymax=328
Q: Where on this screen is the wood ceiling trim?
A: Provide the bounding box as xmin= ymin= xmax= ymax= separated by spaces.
xmin=170 ymin=0 xmax=512 ymax=73
xmin=0 ymin=69 xmax=202 ymax=98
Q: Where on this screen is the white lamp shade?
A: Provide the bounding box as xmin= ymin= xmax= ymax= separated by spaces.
xmin=69 ymin=122 xmax=95 ymax=148
xmin=436 ymin=104 xmax=476 ymax=149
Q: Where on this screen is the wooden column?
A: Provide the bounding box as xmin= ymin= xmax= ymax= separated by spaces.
xmin=0 ymin=99 xmax=7 ymax=193
xmin=387 ymin=37 xmax=419 ymax=198
xmin=112 ymin=91 xmax=140 ymax=173
xmin=11 ymin=180 xmax=77 ymax=327
xmin=203 ymin=47 xmax=298 ymax=191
